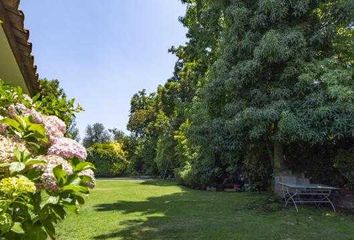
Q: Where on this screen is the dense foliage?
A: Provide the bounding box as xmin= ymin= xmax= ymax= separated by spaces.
xmin=33 ymin=79 xmax=83 ymax=128
xmin=124 ymin=0 xmax=354 ymax=190
xmin=87 ymin=142 xmax=128 ymax=177
xmin=0 ymin=81 xmax=94 ymax=239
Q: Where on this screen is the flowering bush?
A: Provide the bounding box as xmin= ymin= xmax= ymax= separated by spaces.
xmin=0 ymin=83 xmax=94 ymax=240
xmin=0 ymin=176 xmax=36 ymax=196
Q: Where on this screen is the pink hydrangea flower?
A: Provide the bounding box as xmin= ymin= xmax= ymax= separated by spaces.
xmin=38 ymin=173 xmax=58 ymax=192
xmin=48 ymin=137 xmax=87 ymax=160
xmin=36 ymin=155 xmax=73 ymax=174
xmin=7 ymin=104 xmax=43 ymax=124
xmin=28 ymin=108 xmax=43 ymax=124
xmin=42 ymin=116 xmax=66 ymax=140
xmin=36 ymin=155 xmax=73 ymax=192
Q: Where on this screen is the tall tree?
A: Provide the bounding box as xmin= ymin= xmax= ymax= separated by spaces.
xmin=127 ymin=90 xmax=159 ymax=174
xmin=202 ymin=0 xmax=354 ymax=177
xmin=109 ymin=128 xmax=126 ymax=142
xmin=34 ymin=79 xmax=83 ymax=127
xmin=83 ymin=123 xmax=111 ymax=148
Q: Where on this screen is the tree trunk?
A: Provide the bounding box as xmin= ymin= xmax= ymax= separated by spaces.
xmin=273 ymin=142 xmax=284 ymax=175
xmin=272 ymin=142 xmax=285 ymax=195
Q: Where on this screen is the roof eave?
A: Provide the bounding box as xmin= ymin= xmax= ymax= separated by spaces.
xmin=0 ymin=0 xmax=39 ymax=95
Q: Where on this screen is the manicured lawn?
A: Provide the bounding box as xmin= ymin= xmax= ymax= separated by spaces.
xmin=57 ymin=179 xmax=354 ymax=240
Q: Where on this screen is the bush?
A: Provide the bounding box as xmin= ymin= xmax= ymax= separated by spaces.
xmin=174 ymin=162 xmax=196 ymax=186
xmin=87 ymin=142 xmax=128 ymax=177
xmin=0 ymin=82 xmax=94 ymax=239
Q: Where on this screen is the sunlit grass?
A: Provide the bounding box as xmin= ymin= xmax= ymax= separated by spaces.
xmin=57 ymin=179 xmax=354 ymax=240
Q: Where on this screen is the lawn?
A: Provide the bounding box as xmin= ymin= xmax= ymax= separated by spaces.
xmin=57 ymin=179 xmax=354 ymax=240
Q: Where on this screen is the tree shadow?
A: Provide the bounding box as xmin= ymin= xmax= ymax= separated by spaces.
xmin=91 ymin=181 xmax=351 ymax=240
xmin=93 ymin=190 xmax=198 ymax=240
xmin=91 ymin=182 xmax=274 ymax=240
xmin=139 ymin=179 xmax=178 ymax=187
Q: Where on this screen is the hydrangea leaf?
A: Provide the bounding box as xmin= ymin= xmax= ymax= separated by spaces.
xmin=11 ymin=222 xmax=24 ymax=234
xmin=9 ymin=162 xmax=25 ymax=175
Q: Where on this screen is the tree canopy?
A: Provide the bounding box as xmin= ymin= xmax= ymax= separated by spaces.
xmin=102 ymin=0 xmax=354 ymax=190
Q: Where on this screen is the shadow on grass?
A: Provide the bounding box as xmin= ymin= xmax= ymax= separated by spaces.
xmin=91 ymin=182 xmax=286 ymax=240
xmin=139 ymin=179 xmax=178 ymax=187
xmin=93 ymin=190 xmax=193 ymax=240
xmin=91 ymin=180 xmax=351 ymax=240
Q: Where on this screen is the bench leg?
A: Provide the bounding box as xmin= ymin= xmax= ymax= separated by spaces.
xmin=285 ymin=193 xmax=299 ymax=212
xmin=324 ymin=196 xmax=336 ymax=212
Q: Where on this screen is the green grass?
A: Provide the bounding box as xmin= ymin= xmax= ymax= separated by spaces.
xmin=57 ymin=179 xmax=354 ymax=240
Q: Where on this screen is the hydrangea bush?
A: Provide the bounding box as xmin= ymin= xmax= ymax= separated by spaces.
xmin=0 ymin=82 xmax=94 ymax=239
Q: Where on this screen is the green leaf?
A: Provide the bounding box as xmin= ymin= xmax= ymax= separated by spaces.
xmin=53 ymin=165 xmax=67 ymax=185
xmin=9 ymin=162 xmax=25 ymax=174
xmin=32 ymin=93 xmax=40 ymax=102
xmin=0 ymin=200 xmax=10 ymax=212
xmin=26 ymin=141 xmax=42 ymax=150
xmin=25 ymin=159 xmax=46 ymax=166
xmin=13 ymin=149 xmax=22 ymax=162
xmin=13 ymin=149 xmax=31 ymax=163
xmin=52 ymin=205 xmax=66 ymax=220
xmin=28 ymin=123 xmax=46 ymax=138
xmin=1 ymin=118 xmax=21 ymax=130
xmin=62 ymin=184 xmax=89 ymax=194
xmin=46 ymin=196 xmax=60 ymax=205
xmin=0 ymin=213 xmax=13 ymax=233
xmin=26 ymin=225 xmax=47 ymax=240
xmin=75 ymin=195 xmax=86 ymax=205
xmin=11 ymin=222 xmax=24 ymax=234
xmin=43 ymin=221 xmax=55 ymax=238
xmin=62 ymin=203 xmax=79 ymax=214
xmin=26 ymin=168 xmax=43 ymax=181
xmin=74 ymin=162 xmax=95 ymax=172
xmin=80 ymin=175 xmax=94 ymax=184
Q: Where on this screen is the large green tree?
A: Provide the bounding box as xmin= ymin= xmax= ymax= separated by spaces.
xmin=201 ymin=0 xmax=354 ymax=180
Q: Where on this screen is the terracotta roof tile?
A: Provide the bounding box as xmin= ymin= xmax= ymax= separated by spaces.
xmin=0 ymin=0 xmax=39 ymax=94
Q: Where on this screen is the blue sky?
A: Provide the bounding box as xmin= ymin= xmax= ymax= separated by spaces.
xmin=20 ymin=1 xmax=187 ymax=138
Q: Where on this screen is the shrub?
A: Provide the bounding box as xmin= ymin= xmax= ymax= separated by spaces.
xmin=0 ymin=82 xmax=94 ymax=239
xmin=87 ymin=142 xmax=128 ymax=177
xmin=174 ymin=162 xmax=194 ymax=186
